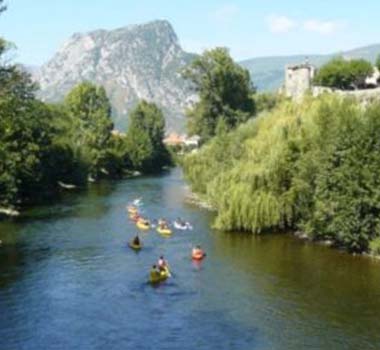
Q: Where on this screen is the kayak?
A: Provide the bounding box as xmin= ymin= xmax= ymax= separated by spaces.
xmin=192 ymin=250 xmax=206 ymax=260
xmin=128 ymin=241 xmax=142 ymax=251
xmin=149 ymin=267 xmax=170 ymax=284
xmin=137 ymin=221 xmax=150 ymax=230
xmin=157 ymin=227 xmax=172 ymax=235
xmin=173 ymin=221 xmax=192 ymax=230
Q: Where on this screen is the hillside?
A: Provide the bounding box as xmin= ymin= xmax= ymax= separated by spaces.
xmin=240 ymin=44 xmax=380 ymax=91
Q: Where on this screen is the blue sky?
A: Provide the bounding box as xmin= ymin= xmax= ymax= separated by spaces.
xmin=1 ymin=0 xmax=379 ymax=65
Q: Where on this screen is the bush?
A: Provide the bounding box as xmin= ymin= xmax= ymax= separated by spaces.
xmin=183 ymin=95 xmax=380 ymax=252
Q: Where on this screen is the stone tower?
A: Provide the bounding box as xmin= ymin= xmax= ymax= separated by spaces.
xmin=284 ymin=61 xmax=316 ymax=99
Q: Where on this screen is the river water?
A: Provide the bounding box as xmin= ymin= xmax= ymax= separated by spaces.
xmin=1 ymin=168 xmax=380 ymax=350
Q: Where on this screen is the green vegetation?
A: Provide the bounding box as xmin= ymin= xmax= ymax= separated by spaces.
xmin=376 ymin=54 xmax=380 ymax=72
xmin=0 ymin=9 xmax=171 ymax=210
xmin=125 ymin=100 xmax=171 ymax=172
xmin=64 ymin=82 xmax=114 ymax=178
xmin=182 ymin=47 xmax=256 ymax=141
xmin=254 ymin=92 xmax=285 ymax=114
xmin=314 ymin=57 xmax=373 ymax=89
xmin=183 ymin=95 xmax=380 ymax=253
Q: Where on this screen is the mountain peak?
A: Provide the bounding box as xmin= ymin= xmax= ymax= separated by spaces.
xmin=35 ymin=20 xmax=194 ymax=131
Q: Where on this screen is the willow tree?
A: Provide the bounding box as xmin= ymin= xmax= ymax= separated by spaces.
xmin=183 ymin=94 xmax=380 ymax=252
xmin=182 ymin=47 xmax=256 ymax=141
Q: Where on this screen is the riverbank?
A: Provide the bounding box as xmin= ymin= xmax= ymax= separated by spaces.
xmin=184 ymin=183 xmax=380 ymax=260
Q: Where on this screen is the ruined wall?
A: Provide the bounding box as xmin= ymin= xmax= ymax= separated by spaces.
xmin=284 ymin=64 xmax=315 ymax=99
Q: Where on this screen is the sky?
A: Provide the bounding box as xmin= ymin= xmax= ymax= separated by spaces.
xmin=0 ymin=0 xmax=379 ymax=66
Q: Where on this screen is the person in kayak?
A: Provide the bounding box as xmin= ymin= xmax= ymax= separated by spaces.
xmin=132 ymin=235 xmax=140 ymax=246
xmin=192 ymin=245 xmax=204 ymax=257
xmin=157 ymin=256 xmax=168 ymax=271
xmin=158 ymin=218 xmax=168 ymax=227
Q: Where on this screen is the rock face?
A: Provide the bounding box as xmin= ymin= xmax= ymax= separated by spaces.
xmin=34 ymin=20 xmax=196 ymax=131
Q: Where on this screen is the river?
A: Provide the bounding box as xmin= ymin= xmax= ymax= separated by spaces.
xmin=1 ymin=168 xmax=380 ymax=350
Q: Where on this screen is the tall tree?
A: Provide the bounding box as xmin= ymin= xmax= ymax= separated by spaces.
xmin=64 ymin=82 xmax=113 ymax=177
xmin=182 ymin=47 xmax=256 ymax=141
xmin=125 ymin=100 xmax=170 ymax=172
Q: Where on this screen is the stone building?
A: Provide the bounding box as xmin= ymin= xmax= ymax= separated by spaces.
xmin=284 ymin=62 xmax=316 ymax=99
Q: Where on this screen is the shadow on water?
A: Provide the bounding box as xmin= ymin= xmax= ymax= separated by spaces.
xmin=15 ymin=180 xmax=118 ymax=223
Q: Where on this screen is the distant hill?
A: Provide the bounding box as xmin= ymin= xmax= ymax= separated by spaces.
xmin=240 ymin=44 xmax=380 ymax=91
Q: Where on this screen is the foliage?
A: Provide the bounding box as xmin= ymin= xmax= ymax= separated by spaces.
xmin=369 ymin=237 xmax=380 ymax=256
xmin=376 ymin=54 xmax=380 ymax=72
xmin=125 ymin=100 xmax=171 ymax=172
xmin=0 ymin=41 xmax=169 ymax=208
xmin=182 ymin=47 xmax=256 ymax=141
xmin=254 ymin=92 xmax=285 ymax=113
xmin=183 ymin=95 xmax=380 ymax=252
xmin=314 ymin=57 xmax=373 ymax=89
xmin=64 ymin=82 xmax=114 ymax=178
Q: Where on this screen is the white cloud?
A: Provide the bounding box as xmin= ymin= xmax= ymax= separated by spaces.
xmin=267 ymin=15 xmax=297 ymax=34
xmin=303 ymin=19 xmax=346 ymax=35
xmin=211 ymin=4 xmax=240 ymax=23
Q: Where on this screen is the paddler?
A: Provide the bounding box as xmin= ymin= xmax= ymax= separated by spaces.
xmin=157 ymin=256 xmax=168 ymax=271
xmin=132 ymin=235 xmax=140 ymax=246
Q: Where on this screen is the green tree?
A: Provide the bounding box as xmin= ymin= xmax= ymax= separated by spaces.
xmin=182 ymin=47 xmax=255 ymax=141
xmin=64 ymin=82 xmax=113 ymax=178
xmin=348 ymin=59 xmax=374 ymax=88
xmin=314 ymin=57 xmax=373 ymax=89
xmin=125 ymin=100 xmax=170 ymax=172
xmin=0 ymin=64 xmax=57 ymax=204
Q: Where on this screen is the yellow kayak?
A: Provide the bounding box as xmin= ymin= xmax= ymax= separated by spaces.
xmin=128 ymin=240 xmax=142 ymax=251
xmin=149 ymin=267 xmax=170 ymax=284
xmin=137 ymin=221 xmax=150 ymax=230
xmin=157 ymin=227 xmax=172 ymax=236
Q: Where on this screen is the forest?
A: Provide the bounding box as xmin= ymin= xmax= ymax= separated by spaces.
xmin=0 ymin=40 xmax=170 ymax=210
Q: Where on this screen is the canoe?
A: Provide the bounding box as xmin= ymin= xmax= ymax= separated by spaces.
xmin=157 ymin=227 xmax=172 ymax=235
xmin=192 ymin=251 xmax=206 ymax=260
xmin=128 ymin=241 xmax=142 ymax=250
xmin=173 ymin=221 xmax=187 ymax=230
xmin=173 ymin=221 xmax=193 ymax=230
xmin=149 ymin=267 xmax=170 ymax=284
xmin=137 ymin=221 xmax=150 ymax=230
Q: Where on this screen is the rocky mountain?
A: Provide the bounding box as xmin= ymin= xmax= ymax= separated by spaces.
xmin=35 ymin=19 xmax=380 ymax=130
xmin=240 ymin=44 xmax=380 ymax=91
xmin=34 ymin=20 xmax=196 ymax=131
